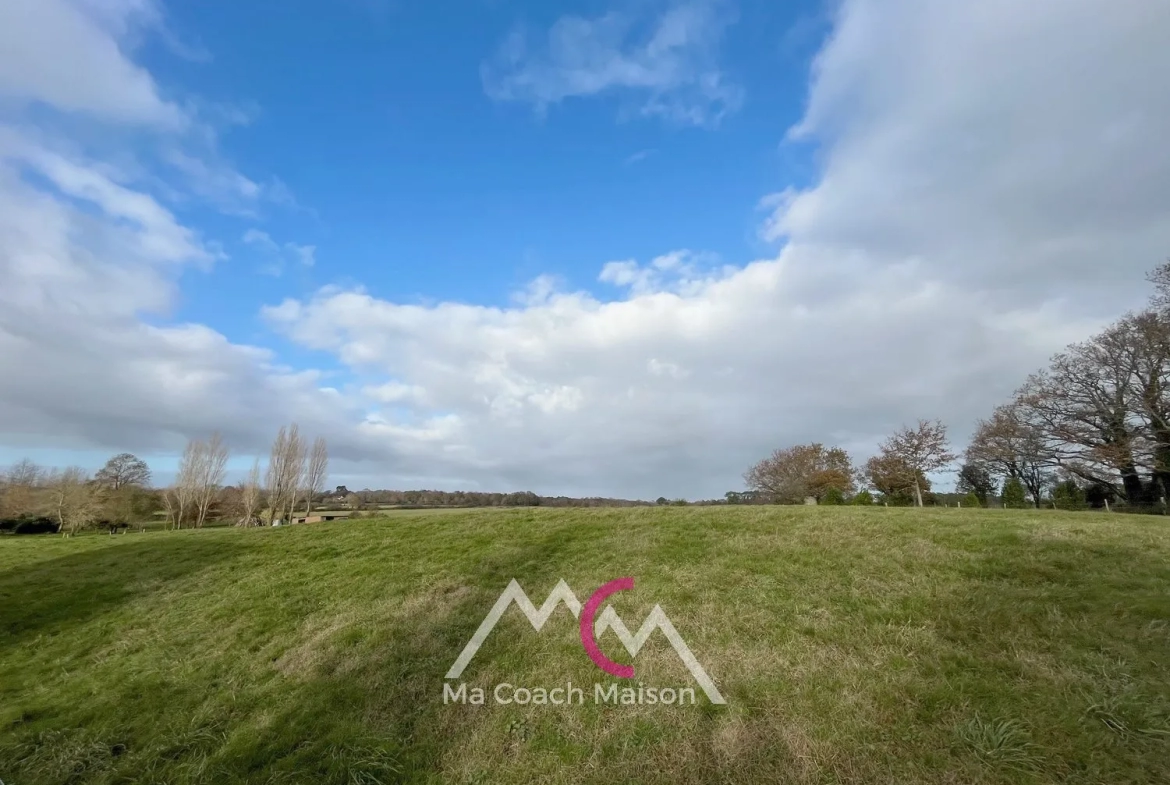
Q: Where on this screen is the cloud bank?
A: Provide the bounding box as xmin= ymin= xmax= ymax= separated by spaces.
xmin=2 ymin=0 xmax=1169 ymax=499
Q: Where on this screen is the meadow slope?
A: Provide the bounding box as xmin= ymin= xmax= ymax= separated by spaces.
xmin=1 ymin=507 xmax=1168 ymax=784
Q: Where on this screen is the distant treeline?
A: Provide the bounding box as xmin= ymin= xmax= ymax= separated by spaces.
xmin=333 ymin=488 xmax=652 ymax=508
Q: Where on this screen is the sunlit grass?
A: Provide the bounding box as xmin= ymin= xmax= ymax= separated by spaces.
xmin=1 ymin=506 xmax=1168 ymax=784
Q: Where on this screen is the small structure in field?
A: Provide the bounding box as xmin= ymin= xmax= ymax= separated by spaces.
xmin=804 ymin=496 xmax=818 ymax=505
xmin=291 ymin=513 xmax=351 ymax=525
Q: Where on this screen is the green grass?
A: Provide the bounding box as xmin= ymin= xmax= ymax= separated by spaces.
xmin=1 ymin=507 xmax=1168 ymax=784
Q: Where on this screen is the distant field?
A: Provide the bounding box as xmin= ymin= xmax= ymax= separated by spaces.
xmin=2 ymin=507 xmax=1168 ymax=784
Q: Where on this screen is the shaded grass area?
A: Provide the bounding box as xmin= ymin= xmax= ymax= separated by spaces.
xmin=0 ymin=507 xmax=1167 ymax=784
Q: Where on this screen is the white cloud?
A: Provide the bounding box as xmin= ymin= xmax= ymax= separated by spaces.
xmin=363 ymin=382 xmax=429 ymax=406
xmin=482 ymin=0 xmax=743 ymax=127
xmin=242 ymin=228 xmax=278 ymax=252
xmin=0 ymin=0 xmax=184 ymax=127
xmin=286 ymin=242 xmax=316 ymax=267
xmin=0 ymin=0 xmax=288 ymax=221
xmin=624 ymin=148 xmax=656 ymax=165
xmin=0 ymin=137 xmax=409 ymax=470
xmin=0 ymin=0 xmax=354 ymax=472
xmin=162 ymin=149 xmax=264 ymax=212
xmin=241 ymin=232 xmax=315 ymax=275
xmin=259 ymin=261 xmax=1101 ymax=498
xmin=765 ymin=0 xmax=1170 ymax=311
xmin=599 ymin=250 xmax=734 ymax=297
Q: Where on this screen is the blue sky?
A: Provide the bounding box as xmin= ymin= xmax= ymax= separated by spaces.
xmin=0 ymin=0 xmax=1166 ymax=498
xmin=159 ymin=0 xmax=822 ymax=326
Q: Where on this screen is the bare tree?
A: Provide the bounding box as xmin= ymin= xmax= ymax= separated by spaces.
xmin=877 ymin=420 xmax=957 ymax=507
xmin=160 ymin=486 xmax=180 ymax=530
xmin=47 ymin=467 xmax=101 ymax=536
xmin=265 ymin=427 xmax=289 ymax=525
xmin=1016 ymin=328 xmax=1147 ymax=503
xmin=94 ymin=453 xmax=152 ymax=490
xmin=1146 ymin=259 xmax=1170 ymax=312
xmin=239 ymin=458 xmax=262 ymax=526
xmin=193 ymin=433 xmax=229 ymax=529
xmin=6 ymin=458 xmax=42 ymax=487
xmin=744 ymin=443 xmax=854 ymax=503
xmin=966 ymin=403 xmax=1051 ymax=507
xmin=2 ymin=458 xmax=43 ymax=518
xmin=172 ymin=434 xmax=230 ymax=529
xmin=173 ymin=442 xmax=199 ymax=529
xmin=302 ymin=437 xmax=329 ymax=514
xmin=266 ymin=424 xmax=307 ymax=524
xmin=1110 ymin=310 xmax=1170 ymax=500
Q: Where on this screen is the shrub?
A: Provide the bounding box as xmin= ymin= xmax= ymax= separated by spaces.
xmin=852 ymin=489 xmax=874 ymax=505
xmin=1002 ymin=478 xmax=1028 ymax=509
xmin=821 ymin=487 xmax=845 ymax=505
xmin=1052 ymin=480 xmax=1087 ymax=510
xmin=4 ymin=517 xmax=60 ymax=535
xmin=882 ymin=491 xmax=916 ymax=507
xmin=1085 ymin=483 xmax=1116 ymax=509
xmin=962 ymin=492 xmax=982 ymax=508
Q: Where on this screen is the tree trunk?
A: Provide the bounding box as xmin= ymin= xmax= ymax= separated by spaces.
xmin=1120 ymin=464 xmax=1144 ymax=505
xmin=1152 ymin=442 xmax=1170 ymax=504
xmin=913 ymin=478 xmax=924 ymax=508
xmin=1024 ymin=467 xmax=1044 ymax=509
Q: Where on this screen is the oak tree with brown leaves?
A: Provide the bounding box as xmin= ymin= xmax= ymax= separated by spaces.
xmin=744 ymin=443 xmax=855 ymax=504
xmin=874 ymin=420 xmax=956 ymax=507
xmin=862 ymin=452 xmax=930 ymax=504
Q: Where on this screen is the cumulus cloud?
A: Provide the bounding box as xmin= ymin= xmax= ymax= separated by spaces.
xmin=482 ymin=0 xmax=743 ymax=126
xmin=0 ymin=0 xmax=184 ymax=127
xmin=0 ymin=0 xmax=349 ymax=472
xmin=261 ymin=257 xmax=1101 ymax=498
xmin=263 ymin=0 xmax=1169 ymax=497
xmin=599 ymin=250 xmax=736 ymax=297
xmin=764 ymin=0 xmax=1170 ymax=312
xmin=0 ymin=132 xmax=361 ymax=455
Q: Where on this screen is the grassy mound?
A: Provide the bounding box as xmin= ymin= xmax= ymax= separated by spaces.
xmin=1 ymin=507 xmax=1168 ymax=784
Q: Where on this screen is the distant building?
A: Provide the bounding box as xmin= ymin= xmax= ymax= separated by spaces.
xmin=291 ymin=513 xmax=351 ymax=525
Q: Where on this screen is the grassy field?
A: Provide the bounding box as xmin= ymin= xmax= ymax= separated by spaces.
xmin=1 ymin=507 xmax=1168 ymax=784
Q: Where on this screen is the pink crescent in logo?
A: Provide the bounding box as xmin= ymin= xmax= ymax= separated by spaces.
xmin=579 ymin=577 xmax=635 ymax=678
